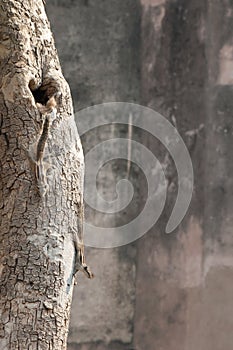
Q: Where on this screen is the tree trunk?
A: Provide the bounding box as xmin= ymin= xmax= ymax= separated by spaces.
xmin=0 ymin=1 xmax=85 ymax=349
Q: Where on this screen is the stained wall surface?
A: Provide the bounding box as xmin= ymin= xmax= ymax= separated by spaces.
xmin=46 ymin=1 xmax=233 ymax=349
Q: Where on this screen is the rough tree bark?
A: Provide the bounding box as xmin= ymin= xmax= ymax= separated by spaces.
xmin=0 ymin=1 xmax=85 ymax=349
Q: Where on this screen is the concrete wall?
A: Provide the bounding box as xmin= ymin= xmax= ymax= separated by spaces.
xmin=136 ymin=1 xmax=233 ymax=349
xmin=46 ymin=1 xmax=233 ymax=349
xmin=47 ymin=1 xmax=140 ymax=349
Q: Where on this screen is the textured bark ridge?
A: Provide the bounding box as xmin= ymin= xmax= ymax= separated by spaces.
xmin=0 ymin=1 xmax=85 ymax=349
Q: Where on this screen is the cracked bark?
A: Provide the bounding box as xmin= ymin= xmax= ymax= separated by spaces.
xmin=0 ymin=1 xmax=85 ymax=349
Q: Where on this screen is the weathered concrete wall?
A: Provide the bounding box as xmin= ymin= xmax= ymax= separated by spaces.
xmin=46 ymin=1 xmax=140 ymax=349
xmin=200 ymin=1 xmax=233 ymax=349
xmin=135 ymin=0 xmax=233 ymax=350
xmin=135 ymin=1 xmax=206 ymax=349
xmin=46 ymin=0 xmax=233 ymax=349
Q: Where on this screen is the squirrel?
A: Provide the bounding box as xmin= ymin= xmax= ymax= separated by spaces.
xmin=33 ymin=95 xmax=58 ymax=196
xmin=36 ymin=94 xmax=94 ymax=280
xmin=36 ymin=96 xmax=57 ymax=164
